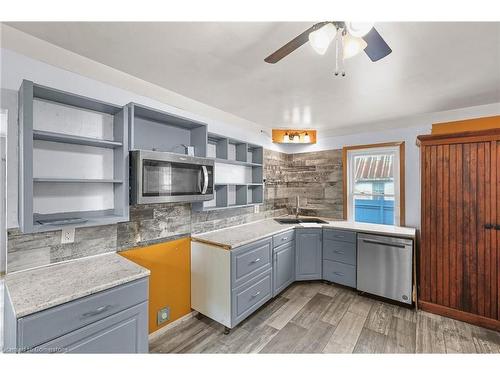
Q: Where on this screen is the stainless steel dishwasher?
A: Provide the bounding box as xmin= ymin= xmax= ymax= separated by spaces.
xmin=357 ymin=233 xmax=413 ymax=304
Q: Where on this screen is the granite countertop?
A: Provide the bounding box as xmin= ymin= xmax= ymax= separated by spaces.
xmin=191 ymin=216 xmax=416 ymax=250
xmin=5 ymin=252 xmax=150 ymax=318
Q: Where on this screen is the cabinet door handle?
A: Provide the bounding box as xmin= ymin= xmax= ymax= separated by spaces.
xmin=81 ymin=304 xmax=113 ymax=319
xmin=485 ymin=224 xmax=494 ymax=229
xmin=333 ymin=250 xmax=345 ymax=254
xmin=251 ymin=291 xmax=261 ymax=298
xmin=333 ymin=272 xmax=345 ymax=277
xmin=251 ymin=258 xmax=261 ymax=263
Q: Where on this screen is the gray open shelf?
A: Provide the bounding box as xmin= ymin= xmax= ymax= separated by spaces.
xmin=33 ymin=178 xmax=123 ymax=183
xmin=194 ymin=133 xmax=264 ymax=212
xmin=18 ymin=79 xmax=129 ymax=233
xmin=33 ymin=130 xmax=123 ymax=149
xmin=128 ymin=102 xmax=208 ymax=157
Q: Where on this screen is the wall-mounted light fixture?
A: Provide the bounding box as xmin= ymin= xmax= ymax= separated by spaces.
xmin=272 ymin=129 xmax=317 ymax=144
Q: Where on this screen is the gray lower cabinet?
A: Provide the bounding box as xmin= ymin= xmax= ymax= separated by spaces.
xmin=229 ymin=237 xmax=273 ymax=327
xmin=295 ymin=228 xmax=322 ymax=280
xmin=30 ymin=302 xmax=148 ymax=353
xmin=322 ymin=228 xmax=357 ymax=288
xmin=273 ymin=241 xmax=295 ymax=296
xmin=5 ymin=277 xmax=149 ymax=353
xmin=231 ymin=269 xmax=273 ymax=325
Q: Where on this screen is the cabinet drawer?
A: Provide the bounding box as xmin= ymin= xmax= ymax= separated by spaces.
xmin=18 ymin=277 xmax=148 ymax=350
xmin=30 ymin=302 xmax=148 ymax=353
xmin=273 ymin=230 xmax=294 ymax=248
xmin=231 ymin=237 xmax=272 ymax=287
xmin=323 ymin=260 xmax=356 ymax=288
xmin=323 ymin=239 xmax=356 ymax=265
xmin=324 ymin=228 xmax=356 ymax=244
xmin=232 ymin=269 xmax=272 ymax=325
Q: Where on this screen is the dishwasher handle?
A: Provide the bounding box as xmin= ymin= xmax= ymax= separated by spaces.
xmin=361 ymin=239 xmax=408 ymax=249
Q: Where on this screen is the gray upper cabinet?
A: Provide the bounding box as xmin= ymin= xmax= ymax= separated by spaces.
xmin=128 ymin=102 xmax=207 ymax=157
xmin=273 ymin=241 xmax=295 ymax=296
xmin=295 ymin=228 xmax=322 ymax=280
xmin=194 ymin=133 xmax=264 ymax=211
xmin=18 ymin=80 xmax=129 ymax=233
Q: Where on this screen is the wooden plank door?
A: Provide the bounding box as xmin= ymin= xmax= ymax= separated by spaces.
xmin=419 ymin=140 xmax=497 ymax=320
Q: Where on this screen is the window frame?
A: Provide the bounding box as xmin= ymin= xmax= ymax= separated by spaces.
xmin=342 ymin=141 xmax=405 ymax=226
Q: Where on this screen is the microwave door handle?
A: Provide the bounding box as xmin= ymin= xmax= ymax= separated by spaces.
xmin=201 ymin=166 xmax=209 ymax=194
xmin=197 ymin=169 xmax=202 ymax=193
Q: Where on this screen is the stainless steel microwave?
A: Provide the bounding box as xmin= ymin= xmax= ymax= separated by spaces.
xmin=130 ymin=150 xmax=214 ymax=204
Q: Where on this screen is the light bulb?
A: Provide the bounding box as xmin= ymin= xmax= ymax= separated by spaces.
xmin=304 ymin=132 xmax=311 ymax=143
xmin=292 ymin=135 xmax=300 ymax=143
xmin=343 ymin=34 xmax=368 ymax=59
xmin=283 ymin=132 xmax=289 ymax=143
xmin=345 ymin=22 xmax=374 ymax=38
xmin=308 ymin=23 xmax=337 ymax=55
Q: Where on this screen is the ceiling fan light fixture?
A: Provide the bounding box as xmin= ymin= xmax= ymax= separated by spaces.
xmin=308 ymin=23 xmax=337 ymax=55
xmin=346 ymin=22 xmax=374 ymax=38
xmin=342 ymin=34 xmax=368 ymax=59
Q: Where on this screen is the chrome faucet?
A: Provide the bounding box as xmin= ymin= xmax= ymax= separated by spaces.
xmin=295 ymin=196 xmax=300 ymax=218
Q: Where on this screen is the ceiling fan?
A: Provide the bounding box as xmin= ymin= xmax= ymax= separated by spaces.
xmin=264 ymin=22 xmax=392 ymax=75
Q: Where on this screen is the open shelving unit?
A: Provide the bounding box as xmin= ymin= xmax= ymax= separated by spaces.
xmin=193 ymin=133 xmax=264 ymax=211
xmin=18 ymin=80 xmax=129 ymax=233
xmin=128 ymin=102 xmax=207 ymax=157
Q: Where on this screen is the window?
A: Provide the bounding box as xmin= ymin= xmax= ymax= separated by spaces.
xmin=342 ymin=142 xmax=405 ymax=226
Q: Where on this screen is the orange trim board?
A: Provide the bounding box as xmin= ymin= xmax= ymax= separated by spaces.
xmin=432 ymin=115 xmax=500 ymax=135
xmin=120 ymin=237 xmax=191 ymax=334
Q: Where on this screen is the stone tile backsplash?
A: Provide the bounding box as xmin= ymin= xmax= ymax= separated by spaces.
xmin=7 ymin=148 xmax=343 ymax=272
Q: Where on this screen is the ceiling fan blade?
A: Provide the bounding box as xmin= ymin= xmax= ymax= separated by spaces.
xmin=362 ymin=27 xmax=392 ymax=62
xmin=264 ymin=22 xmax=330 ymax=64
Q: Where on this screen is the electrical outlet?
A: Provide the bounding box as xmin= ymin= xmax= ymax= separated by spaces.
xmin=61 ymin=228 xmax=75 ymax=244
xmin=157 ymin=306 xmax=170 ymax=325
xmin=254 ymin=205 xmax=260 ymax=214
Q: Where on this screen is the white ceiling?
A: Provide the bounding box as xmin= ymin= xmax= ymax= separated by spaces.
xmin=7 ymin=22 xmax=500 ymax=133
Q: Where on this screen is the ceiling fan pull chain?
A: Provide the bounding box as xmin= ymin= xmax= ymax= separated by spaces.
xmin=340 ymin=29 xmax=346 ymax=77
xmin=334 ymin=31 xmax=340 ymax=76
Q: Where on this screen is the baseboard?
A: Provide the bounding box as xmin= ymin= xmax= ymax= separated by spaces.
xmin=148 ymin=311 xmax=197 ymax=341
xmin=418 ymin=300 xmax=500 ymax=331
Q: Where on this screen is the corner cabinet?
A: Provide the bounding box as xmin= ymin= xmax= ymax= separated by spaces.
xmin=18 ymin=80 xmax=129 ymax=233
xmin=295 ymin=228 xmax=322 ymax=280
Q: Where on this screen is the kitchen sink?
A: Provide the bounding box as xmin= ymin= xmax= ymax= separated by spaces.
xmin=274 ymin=218 xmax=328 ymax=224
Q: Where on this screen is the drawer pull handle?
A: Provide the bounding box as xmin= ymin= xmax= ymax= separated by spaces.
xmin=282 ymin=237 xmax=288 ymax=241
xmin=81 ymin=304 xmax=113 ymax=319
xmin=333 ymin=272 xmax=345 ymax=277
xmin=251 ymin=292 xmax=261 ymax=298
xmin=333 ymin=250 xmax=345 ymax=254
xmin=251 ymin=258 xmax=261 ymax=263
xmin=335 ymin=235 xmax=345 ymax=238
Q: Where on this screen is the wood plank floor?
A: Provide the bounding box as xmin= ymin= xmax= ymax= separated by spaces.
xmin=149 ymin=281 xmax=500 ymax=354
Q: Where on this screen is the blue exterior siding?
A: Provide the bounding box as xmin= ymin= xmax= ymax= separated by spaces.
xmin=354 ymin=198 xmax=394 ymax=225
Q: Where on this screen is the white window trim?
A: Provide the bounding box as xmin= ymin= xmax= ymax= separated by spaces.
xmin=346 ymin=145 xmax=401 ymax=226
